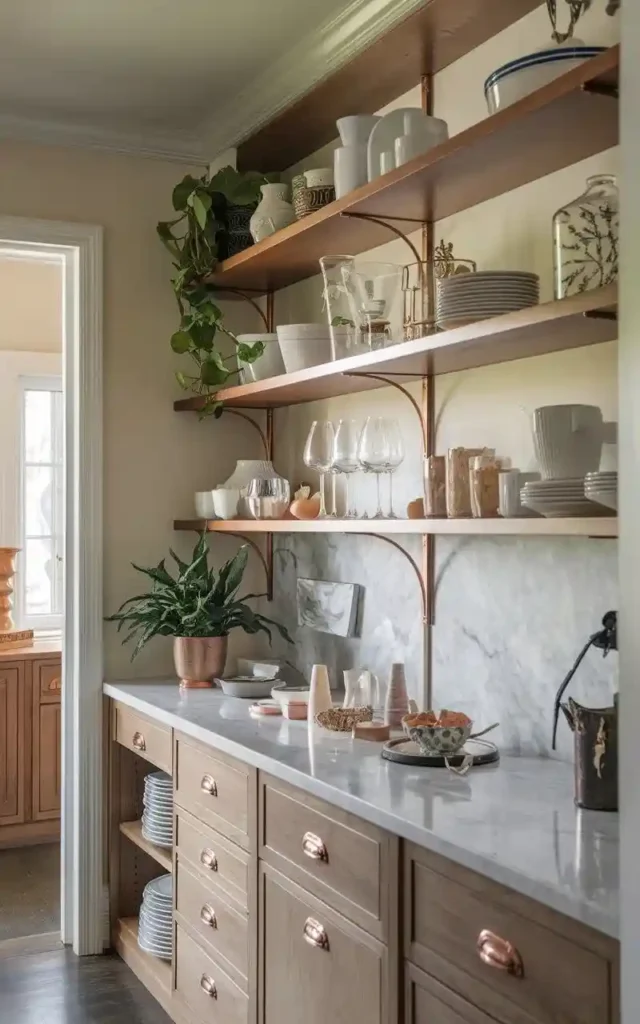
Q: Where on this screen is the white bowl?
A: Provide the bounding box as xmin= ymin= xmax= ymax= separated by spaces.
xmin=194 ymin=491 xmax=215 ymax=518
xmin=237 ymin=334 xmax=285 ymax=383
xmin=219 ymin=676 xmax=277 ymax=698
xmin=276 ymin=325 xmax=332 ymax=373
xmin=211 ymin=488 xmax=240 ymax=519
xmin=484 ymin=45 xmax=606 ymax=114
xmin=271 ymin=683 xmax=312 ymax=706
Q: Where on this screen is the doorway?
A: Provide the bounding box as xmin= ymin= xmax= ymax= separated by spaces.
xmin=0 ymin=217 xmax=103 ymax=956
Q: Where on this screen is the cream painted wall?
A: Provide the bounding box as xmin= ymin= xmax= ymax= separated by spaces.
xmin=0 ymin=255 xmax=62 ymax=352
xmin=0 ymin=140 xmax=265 ymax=678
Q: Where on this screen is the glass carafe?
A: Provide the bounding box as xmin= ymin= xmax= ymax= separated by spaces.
xmin=553 ymin=174 xmax=618 ymax=299
xmin=320 ymin=256 xmax=402 ymax=357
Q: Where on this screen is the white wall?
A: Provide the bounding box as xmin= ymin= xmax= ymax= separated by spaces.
xmin=0 ymin=255 xmax=62 ymax=352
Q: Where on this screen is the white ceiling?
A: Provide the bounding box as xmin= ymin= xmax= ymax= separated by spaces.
xmin=0 ymin=0 xmax=374 ymax=162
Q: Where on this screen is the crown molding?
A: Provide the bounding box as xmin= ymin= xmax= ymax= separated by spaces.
xmin=0 ymin=111 xmax=207 ymax=166
xmin=200 ymin=0 xmax=426 ymax=159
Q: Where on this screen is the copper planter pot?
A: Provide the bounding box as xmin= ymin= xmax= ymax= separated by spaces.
xmin=173 ymin=636 xmax=228 ymax=689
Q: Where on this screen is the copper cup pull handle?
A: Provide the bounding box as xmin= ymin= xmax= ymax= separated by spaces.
xmin=48 ymin=677 xmax=61 ymax=692
xmin=201 ymin=774 xmax=217 ymax=796
xmin=302 ymin=831 xmax=328 ymax=862
xmin=303 ymin=917 xmax=330 ymax=951
xmin=200 ymin=974 xmax=217 ymax=998
xmin=200 ymin=904 xmax=217 ymax=928
xmin=200 ymin=848 xmax=218 ymax=871
xmin=132 ymin=731 xmax=146 ymax=751
xmin=477 ymin=929 xmax=524 ymax=978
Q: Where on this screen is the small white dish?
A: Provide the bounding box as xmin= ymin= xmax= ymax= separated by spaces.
xmin=212 ymin=488 xmax=240 ymax=519
xmin=218 ymin=676 xmax=279 ymax=698
xmin=271 ymin=683 xmax=312 ymax=706
xmin=194 ymin=491 xmax=216 ymax=518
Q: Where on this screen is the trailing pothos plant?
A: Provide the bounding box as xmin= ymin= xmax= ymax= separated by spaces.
xmin=106 ymin=534 xmax=293 ymax=658
xmin=157 ymin=166 xmax=274 ymax=417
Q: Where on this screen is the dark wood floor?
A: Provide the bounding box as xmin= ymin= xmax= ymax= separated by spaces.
xmin=0 ymin=948 xmax=172 ymax=1023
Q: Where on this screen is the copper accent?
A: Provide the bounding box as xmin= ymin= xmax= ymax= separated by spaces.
xmin=224 ymin=410 xmax=269 ymax=456
xmin=200 ymin=904 xmax=217 ymax=928
xmin=200 ymin=975 xmax=217 ymax=998
xmin=302 ymin=831 xmax=328 ymax=862
xmin=48 ymin=677 xmax=62 ymax=692
xmin=303 ymin=917 xmax=330 ymax=951
xmin=362 ymin=534 xmax=427 ymax=624
xmin=213 ymin=287 xmax=270 ymax=330
xmin=341 ymin=212 xmax=423 ymax=265
xmin=200 ymin=848 xmax=218 ymax=871
xmin=477 ymin=929 xmax=524 ymax=977
xmin=266 ymin=407 xmax=274 ymax=460
xmin=581 ymin=80 xmax=619 ymax=99
xmin=132 ymin=732 xmax=146 ymax=752
xmin=200 ymin=774 xmax=218 ymax=797
xmin=174 ymin=635 xmax=227 ymax=688
xmin=266 ymin=291 xmax=275 ymax=333
xmin=343 ymin=372 xmax=427 ymax=454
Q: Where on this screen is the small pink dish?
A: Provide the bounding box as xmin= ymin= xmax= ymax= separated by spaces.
xmin=283 ymin=702 xmax=308 ymax=721
xmin=249 ymin=699 xmax=282 ymax=717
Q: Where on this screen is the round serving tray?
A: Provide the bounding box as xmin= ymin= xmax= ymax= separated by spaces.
xmin=381 ymin=736 xmax=499 ymax=768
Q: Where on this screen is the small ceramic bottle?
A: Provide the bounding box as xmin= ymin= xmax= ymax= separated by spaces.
xmin=384 ymin=662 xmax=409 ymax=727
xmin=249 ymin=184 xmax=295 ymax=242
xmin=309 ymin=664 xmax=332 ymax=723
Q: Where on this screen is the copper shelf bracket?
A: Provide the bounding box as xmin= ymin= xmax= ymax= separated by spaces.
xmin=581 ymin=81 xmax=619 ymax=100
xmin=583 ymin=309 xmax=618 ymax=321
xmin=340 ymin=212 xmax=424 ymax=265
xmin=342 ymin=371 xmax=428 ymax=454
xmin=362 ymin=533 xmax=427 ymax=624
xmin=218 ymin=532 xmax=273 ymax=601
xmin=224 ymin=410 xmax=269 ymax=456
xmin=210 ymin=287 xmax=270 ymax=330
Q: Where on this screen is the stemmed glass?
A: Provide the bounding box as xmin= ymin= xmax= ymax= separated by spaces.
xmin=385 ymin=419 xmax=405 ymax=518
xmin=303 ymin=420 xmax=336 ymax=518
xmin=332 ymin=419 xmax=361 ymax=518
xmin=357 ymin=417 xmax=391 ymax=520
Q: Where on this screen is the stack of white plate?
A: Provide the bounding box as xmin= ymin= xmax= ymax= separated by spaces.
xmin=436 ymin=271 xmax=539 ymax=330
xmin=585 ymin=471 xmax=618 ymax=511
xmin=141 ymin=771 xmax=173 ymax=848
xmin=138 ymin=874 xmax=173 ymax=961
xmin=520 ymin=478 xmax=609 ymax=518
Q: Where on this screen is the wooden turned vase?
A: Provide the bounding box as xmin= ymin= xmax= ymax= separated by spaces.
xmin=0 ymin=547 xmax=19 ymax=632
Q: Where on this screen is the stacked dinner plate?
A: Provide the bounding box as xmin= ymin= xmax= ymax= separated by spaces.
xmin=520 ymin=478 xmax=609 ymax=518
xmin=141 ymin=771 xmax=173 ymax=848
xmin=138 ymin=874 xmax=173 ymax=961
xmin=585 ymin=471 xmax=618 ymax=511
xmin=435 ymin=271 xmax=539 ymax=330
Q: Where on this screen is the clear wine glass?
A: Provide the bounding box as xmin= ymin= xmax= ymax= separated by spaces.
xmin=357 ymin=417 xmax=391 ymax=520
xmin=303 ymin=420 xmax=336 ymax=518
xmin=332 ymin=419 xmax=361 ymax=518
xmin=385 ymin=419 xmax=405 ymax=518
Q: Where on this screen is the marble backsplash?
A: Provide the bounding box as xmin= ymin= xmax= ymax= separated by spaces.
xmin=263 ymin=533 xmax=618 ymax=762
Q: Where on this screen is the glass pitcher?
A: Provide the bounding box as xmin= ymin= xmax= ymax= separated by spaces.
xmin=552 ymin=174 xmax=619 ymax=299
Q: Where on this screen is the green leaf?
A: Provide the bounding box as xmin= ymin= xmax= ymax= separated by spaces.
xmin=172 ymin=175 xmax=202 ymax=211
xmin=236 ymin=341 xmax=264 ymax=364
xmin=192 ymin=193 xmax=210 ymax=231
xmin=201 ymin=358 xmax=230 ymax=387
xmin=170 ymin=330 xmax=192 ymax=354
xmin=175 ymin=371 xmax=190 ymax=390
xmin=199 ymin=300 xmax=222 ymax=322
xmin=190 ymin=322 xmax=216 ymax=350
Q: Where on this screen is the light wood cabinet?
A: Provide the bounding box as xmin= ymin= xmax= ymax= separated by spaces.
xmin=0 ymin=647 xmax=61 ymax=847
xmin=261 ymin=863 xmax=388 ymax=1024
xmin=175 ymin=923 xmax=249 ymax=1024
xmin=0 ymin=661 xmax=25 ymax=825
xmin=406 ymin=961 xmax=497 ymax=1024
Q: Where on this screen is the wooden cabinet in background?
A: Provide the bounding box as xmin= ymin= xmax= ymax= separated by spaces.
xmin=0 ymin=644 xmax=61 ymax=847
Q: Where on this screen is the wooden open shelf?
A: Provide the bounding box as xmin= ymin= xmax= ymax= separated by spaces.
xmin=174 ymin=517 xmax=618 ymax=539
xmin=114 ymin=917 xmax=172 ymax=1011
xmin=214 ymin=49 xmax=618 ymax=292
xmin=238 ymin=0 xmax=542 ymax=172
xmin=120 ymin=820 xmax=173 ymax=873
xmin=175 ymin=285 xmax=617 ymax=411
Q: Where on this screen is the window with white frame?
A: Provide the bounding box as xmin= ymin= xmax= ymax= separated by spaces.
xmin=19 ymin=376 xmax=63 ymax=630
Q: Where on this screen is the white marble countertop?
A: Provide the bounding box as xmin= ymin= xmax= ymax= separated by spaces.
xmin=104 ymin=679 xmax=619 ymax=939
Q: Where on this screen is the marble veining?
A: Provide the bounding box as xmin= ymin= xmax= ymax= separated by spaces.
xmin=104 ymin=680 xmax=619 ymax=938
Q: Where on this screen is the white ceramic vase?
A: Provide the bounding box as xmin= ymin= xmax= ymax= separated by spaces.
xmin=249 ymin=184 xmax=295 ymax=242
xmin=532 ymin=404 xmax=614 ymax=480
xmin=222 ymin=460 xmax=281 ymax=516
xmin=309 ymin=664 xmax=332 ymax=722
xmin=334 ymin=115 xmax=380 ymax=199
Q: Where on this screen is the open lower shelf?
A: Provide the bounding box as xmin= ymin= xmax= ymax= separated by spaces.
xmin=114 ymin=917 xmax=172 ymax=1005
xmin=174 ymin=517 xmax=618 ymax=538
xmin=119 ymin=820 xmax=173 ymax=873
xmin=174 ymin=285 xmax=617 ymax=411
xmin=209 ymin=48 xmax=618 ymax=292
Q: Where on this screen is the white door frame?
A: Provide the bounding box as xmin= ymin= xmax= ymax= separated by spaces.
xmin=0 ymin=216 xmax=104 ymax=955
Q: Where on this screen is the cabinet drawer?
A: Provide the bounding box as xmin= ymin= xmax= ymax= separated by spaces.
xmin=175 ymin=922 xmax=248 ymax=1024
xmin=406 ymin=961 xmax=496 ymax=1024
xmin=405 ymin=843 xmax=611 ymax=1024
xmin=261 ymin=774 xmax=391 ymax=938
xmin=114 ymin=703 xmax=172 ymax=773
xmin=262 ymin=864 xmax=386 ymax=1024
xmin=34 ymin=659 xmax=62 ymax=702
xmin=176 ymin=862 xmax=248 ymax=987
xmin=175 ymin=735 xmax=252 ymax=850
xmin=176 ymin=807 xmax=249 ymax=910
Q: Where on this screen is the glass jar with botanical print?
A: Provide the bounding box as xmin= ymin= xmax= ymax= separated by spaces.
xmin=553 ymin=174 xmax=619 ymax=299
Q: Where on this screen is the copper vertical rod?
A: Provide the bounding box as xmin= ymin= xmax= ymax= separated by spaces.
xmin=421 ymin=73 xmax=435 ymax=711
xmin=266 ymin=408 xmax=274 ymax=462
xmin=265 ymin=394 xmax=275 ymax=600
xmin=266 ymin=291 xmax=275 ymax=333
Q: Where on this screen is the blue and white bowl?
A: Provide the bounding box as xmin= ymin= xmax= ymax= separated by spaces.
xmin=484 ymin=44 xmax=607 ymax=115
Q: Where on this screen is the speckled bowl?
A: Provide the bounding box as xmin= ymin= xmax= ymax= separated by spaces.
xmin=401 ymin=719 xmax=473 ymax=755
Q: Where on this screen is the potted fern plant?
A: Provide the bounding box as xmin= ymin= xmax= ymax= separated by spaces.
xmin=106 ymin=535 xmax=292 ymax=688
